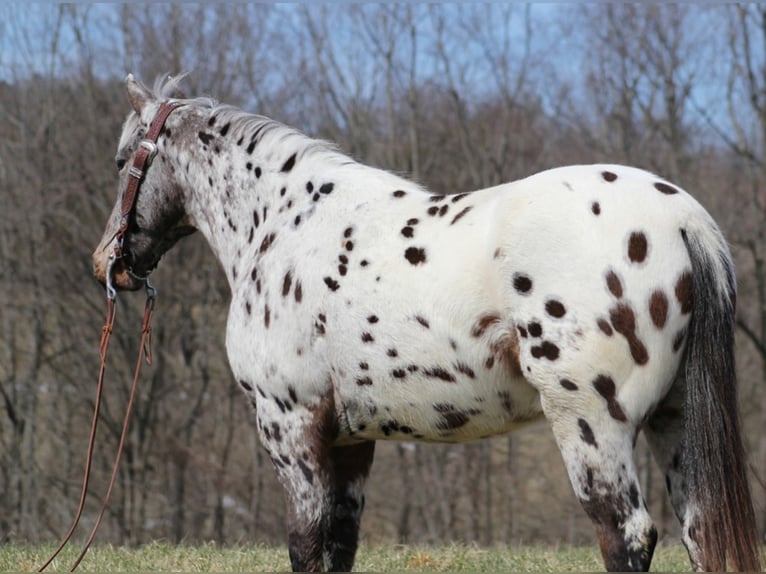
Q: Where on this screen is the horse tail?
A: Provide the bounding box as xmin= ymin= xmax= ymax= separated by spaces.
xmin=681 ymin=225 xmax=761 ymax=572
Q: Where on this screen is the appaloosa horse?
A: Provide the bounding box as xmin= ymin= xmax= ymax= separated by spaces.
xmin=93 ymin=75 xmax=760 ymax=572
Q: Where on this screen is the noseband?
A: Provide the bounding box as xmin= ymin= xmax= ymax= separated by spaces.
xmin=107 ymin=100 xmax=183 ymax=296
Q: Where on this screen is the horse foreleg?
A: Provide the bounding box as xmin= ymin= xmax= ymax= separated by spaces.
xmin=324 ymin=441 xmax=375 ymax=571
xmin=256 ymin=392 xmax=337 ymax=572
xmin=544 ymin=399 xmax=657 ymax=571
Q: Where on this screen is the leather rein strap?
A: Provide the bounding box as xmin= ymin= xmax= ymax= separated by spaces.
xmin=39 ymin=101 xmax=179 ymax=572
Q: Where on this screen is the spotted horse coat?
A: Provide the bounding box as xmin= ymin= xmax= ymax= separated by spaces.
xmin=93 ymin=76 xmax=760 ymax=572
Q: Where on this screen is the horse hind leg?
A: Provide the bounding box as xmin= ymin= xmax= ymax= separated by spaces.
xmin=644 ymin=376 xmax=732 ymax=571
xmin=643 ymin=377 xmax=708 ymax=571
xmin=325 ymin=441 xmax=375 ymax=571
xmin=541 ymin=389 xmax=657 ymax=571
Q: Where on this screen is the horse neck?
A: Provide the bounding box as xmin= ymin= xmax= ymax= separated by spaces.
xmin=170 ymin=106 xmax=353 ymax=290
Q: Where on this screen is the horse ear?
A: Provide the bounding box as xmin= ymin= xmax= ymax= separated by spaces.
xmin=125 ymin=74 xmax=153 ymax=115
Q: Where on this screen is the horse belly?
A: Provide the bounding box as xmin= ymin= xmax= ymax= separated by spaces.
xmin=335 ymin=338 xmax=543 ymax=443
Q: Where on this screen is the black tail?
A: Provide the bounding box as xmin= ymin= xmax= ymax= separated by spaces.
xmin=681 ymin=228 xmax=761 ymax=572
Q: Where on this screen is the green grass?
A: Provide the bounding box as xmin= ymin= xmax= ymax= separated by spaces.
xmin=0 ymin=541 xmax=704 ymax=572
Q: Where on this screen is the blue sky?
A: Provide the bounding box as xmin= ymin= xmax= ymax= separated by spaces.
xmin=0 ymin=3 xmax=759 ymax=145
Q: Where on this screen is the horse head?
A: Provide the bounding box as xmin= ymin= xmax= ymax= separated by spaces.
xmin=93 ymin=75 xmax=195 ymax=291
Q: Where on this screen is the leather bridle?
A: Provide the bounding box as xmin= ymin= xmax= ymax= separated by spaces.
xmin=107 ymin=100 xmax=184 ymax=295
xmin=39 ymin=100 xmax=181 ymax=572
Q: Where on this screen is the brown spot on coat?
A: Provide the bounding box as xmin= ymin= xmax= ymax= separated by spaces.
xmin=453 ymin=361 xmax=476 ymax=379
xmin=609 ymin=303 xmax=649 ymax=365
xmin=404 ymin=247 xmax=427 ymax=265
xmin=433 ymin=404 xmax=470 ymax=430
xmin=655 ymin=181 xmax=679 ymax=195
xmin=282 ymin=271 xmax=293 ymax=297
xmin=597 ymin=318 xmax=614 ymax=336
xmin=513 ymin=273 xmax=533 ymax=294
xmin=602 ymin=171 xmax=617 ymax=182
xmin=423 ymin=367 xmax=456 ymax=382
xmin=592 ymin=374 xmax=627 ymax=422
xmin=531 ymin=341 xmax=560 ymax=361
xmin=606 ymin=270 xmax=623 ymax=298
xmin=259 ymin=232 xmax=276 ymax=253
xmin=545 ymin=299 xmax=567 ymax=318
xmin=450 ymin=206 xmax=473 ymax=225
xmin=675 ymin=271 xmax=693 ymax=314
xmin=578 ymin=418 xmax=598 ymax=447
xmin=560 ymin=379 xmax=578 ymax=391
xmin=239 ymin=380 xmax=253 ymax=391
xmin=649 ymin=290 xmax=669 ymax=329
xmin=294 ymin=280 xmax=303 ymax=303
xmin=628 ymin=231 xmax=649 ymax=263
xmin=324 ymin=277 xmax=340 ymax=291
xmin=415 ymin=315 xmax=430 ymax=328
xmin=280 ymin=152 xmax=297 ymax=172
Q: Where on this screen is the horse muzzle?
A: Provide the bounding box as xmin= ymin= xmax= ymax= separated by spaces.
xmin=92 ymin=249 xmax=144 ymax=292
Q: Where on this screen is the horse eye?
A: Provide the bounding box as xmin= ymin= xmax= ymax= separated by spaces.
xmin=116 ymin=158 xmax=127 ymax=171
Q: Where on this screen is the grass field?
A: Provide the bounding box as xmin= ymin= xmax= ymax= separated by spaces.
xmin=1 ymin=541 xmax=709 ymax=572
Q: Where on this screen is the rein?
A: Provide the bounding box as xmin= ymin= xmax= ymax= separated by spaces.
xmin=39 ymin=101 xmax=179 ymax=572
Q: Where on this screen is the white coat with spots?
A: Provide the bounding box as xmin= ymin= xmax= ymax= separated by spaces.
xmin=92 ymin=76 xmax=760 ymax=572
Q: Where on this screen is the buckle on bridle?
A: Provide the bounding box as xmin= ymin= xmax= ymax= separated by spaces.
xmin=139 ymin=140 xmax=158 ymax=164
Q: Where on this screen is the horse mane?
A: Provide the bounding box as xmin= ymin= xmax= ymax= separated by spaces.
xmin=153 ymin=73 xmax=194 ymax=101
xmin=142 ymin=74 xmax=354 ymax=171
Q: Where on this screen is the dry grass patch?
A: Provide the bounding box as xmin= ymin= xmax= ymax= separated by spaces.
xmin=2 ymin=541 xmax=753 ymax=572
